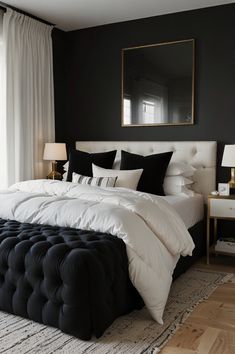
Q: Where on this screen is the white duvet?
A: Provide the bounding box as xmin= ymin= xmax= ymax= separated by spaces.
xmin=0 ymin=179 xmax=194 ymax=324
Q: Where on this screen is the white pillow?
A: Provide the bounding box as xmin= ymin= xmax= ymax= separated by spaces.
xmin=166 ymin=162 xmax=196 ymax=177
xmin=63 ymin=161 xmax=69 ymax=171
xmin=62 ymin=161 xmax=69 ymax=181
xmin=72 ymin=172 xmax=117 ymax=188
xmin=164 ymin=176 xmax=194 ymax=196
xmin=92 ymin=164 xmax=143 ymax=190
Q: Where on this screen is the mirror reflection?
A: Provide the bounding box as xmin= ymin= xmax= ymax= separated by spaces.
xmin=122 ymin=39 xmax=194 ymax=126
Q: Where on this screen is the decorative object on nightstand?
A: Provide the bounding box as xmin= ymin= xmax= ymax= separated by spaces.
xmin=43 ymin=143 xmax=67 ymax=180
xmin=222 ymin=144 xmax=235 ymax=188
xmin=207 ymin=194 xmax=235 ymax=264
xmin=218 ymin=183 xmax=230 ymax=196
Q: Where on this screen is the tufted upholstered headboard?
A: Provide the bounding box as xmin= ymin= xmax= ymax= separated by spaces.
xmin=76 ymin=141 xmax=217 ymax=202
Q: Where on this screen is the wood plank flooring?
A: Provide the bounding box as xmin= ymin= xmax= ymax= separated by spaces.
xmin=161 ymin=256 xmax=235 ymax=354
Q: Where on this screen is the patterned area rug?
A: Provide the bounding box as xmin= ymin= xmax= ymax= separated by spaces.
xmin=0 ymin=268 xmax=232 ymax=354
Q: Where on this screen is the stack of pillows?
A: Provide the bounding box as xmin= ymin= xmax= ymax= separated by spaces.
xmin=63 ymin=149 xmax=195 ymax=197
xmin=164 ymin=162 xmax=195 ymax=196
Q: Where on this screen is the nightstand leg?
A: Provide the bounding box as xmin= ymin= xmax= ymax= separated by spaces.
xmin=207 ymin=216 xmax=210 ymax=265
xmin=214 ymin=218 xmax=217 ymax=244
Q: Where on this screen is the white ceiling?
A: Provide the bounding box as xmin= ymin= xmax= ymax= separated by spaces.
xmin=3 ymin=0 xmax=235 ymax=31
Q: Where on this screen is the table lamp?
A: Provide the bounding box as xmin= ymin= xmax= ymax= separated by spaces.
xmin=222 ymin=144 xmax=235 ymax=188
xmin=43 ymin=143 xmax=67 ymax=180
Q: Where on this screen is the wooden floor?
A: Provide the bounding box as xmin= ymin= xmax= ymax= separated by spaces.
xmin=161 ymin=256 xmax=235 ymax=354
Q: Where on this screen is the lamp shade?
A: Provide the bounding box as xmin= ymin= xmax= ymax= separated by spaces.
xmin=43 ymin=143 xmax=67 ymax=161
xmin=222 ymin=145 xmax=235 ymax=167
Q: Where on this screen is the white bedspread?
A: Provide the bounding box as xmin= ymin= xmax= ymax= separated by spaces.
xmin=0 ymin=180 xmax=194 ymax=324
xmin=163 ymin=194 xmax=204 ymax=229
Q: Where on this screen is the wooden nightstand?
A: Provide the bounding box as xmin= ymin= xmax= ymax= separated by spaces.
xmin=207 ymin=194 xmax=235 ymax=264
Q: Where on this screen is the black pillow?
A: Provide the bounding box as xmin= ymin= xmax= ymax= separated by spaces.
xmin=67 ymin=149 xmax=117 ymax=182
xmin=120 ymin=150 xmax=173 ymax=196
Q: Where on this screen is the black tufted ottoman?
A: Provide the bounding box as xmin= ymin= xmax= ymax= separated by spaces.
xmin=0 ymin=219 xmax=143 ymax=340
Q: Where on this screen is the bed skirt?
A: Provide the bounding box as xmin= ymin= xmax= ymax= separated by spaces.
xmin=173 ymin=220 xmax=206 ymax=280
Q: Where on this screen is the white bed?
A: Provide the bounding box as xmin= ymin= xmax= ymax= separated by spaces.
xmin=0 ymin=141 xmax=217 ymax=329
xmin=163 ymin=194 xmax=204 ymax=229
xmin=75 ymin=141 xmax=216 ymax=230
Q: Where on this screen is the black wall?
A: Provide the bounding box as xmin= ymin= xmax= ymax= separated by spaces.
xmin=53 ymin=4 xmax=235 ymax=182
xmin=52 ymin=29 xmax=68 ymax=142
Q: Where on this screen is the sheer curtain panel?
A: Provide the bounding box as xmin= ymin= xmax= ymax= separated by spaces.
xmin=0 ymin=10 xmax=7 ymax=189
xmin=0 ymin=9 xmax=55 ymax=188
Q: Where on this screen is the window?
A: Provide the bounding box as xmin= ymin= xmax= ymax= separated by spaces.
xmin=124 ymin=97 xmax=131 ymax=125
xmin=142 ymin=96 xmax=164 ymax=124
xmin=143 ymin=100 xmax=155 ymax=123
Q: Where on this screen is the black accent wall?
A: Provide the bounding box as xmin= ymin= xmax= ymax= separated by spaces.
xmin=53 ymin=4 xmax=235 ymax=182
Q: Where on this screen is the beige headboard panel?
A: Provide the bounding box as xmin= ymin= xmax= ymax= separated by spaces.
xmin=76 ymin=141 xmax=217 ymax=202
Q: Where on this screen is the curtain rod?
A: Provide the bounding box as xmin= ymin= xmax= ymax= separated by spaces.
xmin=0 ymin=2 xmax=54 ymax=26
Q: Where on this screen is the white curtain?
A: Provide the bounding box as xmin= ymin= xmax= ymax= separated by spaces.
xmin=0 ymin=9 xmax=55 ymax=188
xmin=0 ymin=10 xmax=7 ymax=188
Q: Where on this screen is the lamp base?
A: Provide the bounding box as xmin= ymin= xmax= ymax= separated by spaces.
xmin=47 ymin=171 xmax=62 ymax=180
xmin=229 ymin=168 xmax=235 ymax=188
xmin=47 ymin=161 xmax=62 ymax=181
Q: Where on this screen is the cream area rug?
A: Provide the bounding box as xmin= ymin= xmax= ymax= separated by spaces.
xmin=0 ymin=268 xmax=232 ymax=354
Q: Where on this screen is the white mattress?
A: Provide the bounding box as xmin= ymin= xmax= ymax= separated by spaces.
xmin=162 ymin=194 xmax=204 ymax=229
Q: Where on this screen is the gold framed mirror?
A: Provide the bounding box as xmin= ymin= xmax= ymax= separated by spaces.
xmin=121 ymin=39 xmax=195 ymax=127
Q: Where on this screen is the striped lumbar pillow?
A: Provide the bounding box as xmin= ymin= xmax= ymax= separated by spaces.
xmin=72 ymin=172 xmax=117 ymax=188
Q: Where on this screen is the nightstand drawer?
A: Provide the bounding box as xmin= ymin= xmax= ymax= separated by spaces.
xmin=210 ymin=199 xmax=235 ymax=218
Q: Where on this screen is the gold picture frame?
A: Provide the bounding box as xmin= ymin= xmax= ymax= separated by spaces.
xmin=121 ymin=39 xmax=195 ymax=127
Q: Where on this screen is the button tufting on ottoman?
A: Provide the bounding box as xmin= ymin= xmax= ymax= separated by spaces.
xmin=0 ymin=219 xmax=143 ymax=340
